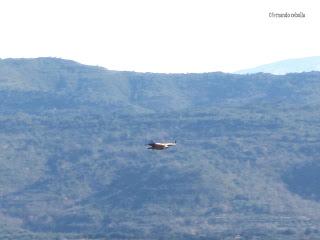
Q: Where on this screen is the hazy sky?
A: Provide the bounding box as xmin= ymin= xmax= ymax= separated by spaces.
xmin=0 ymin=0 xmax=319 ymax=73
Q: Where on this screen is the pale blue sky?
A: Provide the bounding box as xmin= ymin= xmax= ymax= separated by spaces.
xmin=0 ymin=0 xmax=319 ymax=73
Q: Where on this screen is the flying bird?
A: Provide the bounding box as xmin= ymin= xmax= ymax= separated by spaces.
xmin=146 ymin=140 xmax=176 ymax=150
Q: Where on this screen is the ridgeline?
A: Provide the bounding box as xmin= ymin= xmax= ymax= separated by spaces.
xmin=1 ymin=58 xmax=320 ymax=239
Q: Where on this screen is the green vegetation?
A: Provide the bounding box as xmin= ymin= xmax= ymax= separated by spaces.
xmin=1 ymin=58 xmax=320 ymax=239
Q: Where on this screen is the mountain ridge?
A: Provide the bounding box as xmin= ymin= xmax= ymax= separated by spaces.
xmin=236 ymin=56 xmax=320 ymax=75
xmin=1 ymin=58 xmax=320 ymax=239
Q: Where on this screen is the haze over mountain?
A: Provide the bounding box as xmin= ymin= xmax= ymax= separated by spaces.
xmin=236 ymin=56 xmax=320 ymax=75
xmin=1 ymin=57 xmax=320 ymax=239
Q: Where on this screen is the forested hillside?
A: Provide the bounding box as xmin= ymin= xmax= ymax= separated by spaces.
xmin=1 ymin=58 xmax=320 ymax=239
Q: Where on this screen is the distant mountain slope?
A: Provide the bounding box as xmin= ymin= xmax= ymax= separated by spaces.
xmin=1 ymin=57 xmax=320 ymax=113
xmin=1 ymin=58 xmax=320 ymax=239
xmin=236 ymin=56 xmax=320 ymax=75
